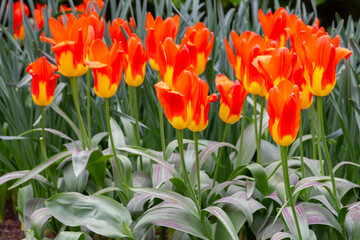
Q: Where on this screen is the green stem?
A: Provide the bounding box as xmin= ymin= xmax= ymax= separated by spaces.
xmin=212 ymin=123 xmax=229 ymax=187
xmin=176 ymin=129 xmax=199 ymax=210
xmin=128 ymin=85 xmax=136 ymax=145
xmin=311 ymin=104 xmax=317 ymax=160
xmin=106 ymin=98 xmax=128 ymax=201
xmin=133 ymin=87 xmax=143 ymax=170
xmin=258 ymin=96 xmax=264 ymax=162
xmin=194 ymin=132 xmax=201 ymax=208
xmin=299 ymin=112 xmax=305 ymax=179
xmin=253 ymin=95 xmax=261 ymax=165
xmin=86 ymin=70 xmax=91 ymax=139
xmin=70 ymin=77 xmax=90 ymax=149
xmin=318 ymin=97 xmax=340 ymax=210
xmin=41 ymin=106 xmax=46 ymax=155
xmin=158 ymin=72 xmax=166 ymax=160
xmin=280 ymin=146 xmax=302 ymax=240
xmin=236 ymin=98 xmax=247 ymax=168
xmin=317 ymin=98 xmax=325 ymax=176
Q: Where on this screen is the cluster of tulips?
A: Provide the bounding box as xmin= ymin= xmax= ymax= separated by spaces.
xmin=18 ymin=1 xmax=353 ymax=238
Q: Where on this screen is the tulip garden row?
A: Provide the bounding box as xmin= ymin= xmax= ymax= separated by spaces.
xmin=0 ymin=0 xmax=360 ymax=239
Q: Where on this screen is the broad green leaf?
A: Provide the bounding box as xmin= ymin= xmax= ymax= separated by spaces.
xmin=204 ymin=206 xmax=238 ymax=240
xmin=55 ymin=232 xmax=86 ymax=240
xmin=0 ymin=170 xmax=51 ymax=187
xmin=10 ymin=151 xmax=71 ymax=189
xmin=46 ymin=192 xmax=133 ymax=238
xmin=30 ymin=208 xmax=52 ymax=238
xmin=86 ymin=150 xmax=106 ymax=188
xmin=282 ymin=205 xmax=310 ymax=240
xmin=63 ymin=162 xmax=89 ymax=193
xmin=72 ymin=149 xmax=94 ymax=177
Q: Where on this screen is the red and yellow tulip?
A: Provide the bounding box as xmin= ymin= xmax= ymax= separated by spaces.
xmin=258 ymin=7 xmax=289 ymax=48
xmin=181 ymin=22 xmax=214 ymax=75
xmin=294 ymin=32 xmax=352 ymax=96
xmin=108 ymin=17 xmax=135 ymax=53
xmin=157 ymin=37 xmax=190 ymax=88
xmin=124 ymin=34 xmax=148 ymax=87
xmin=267 ymin=80 xmax=301 ymax=146
xmin=41 ymin=14 xmax=94 ymax=77
xmin=12 ymin=1 xmax=29 ymax=40
xmin=215 ymin=74 xmax=247 ymax=124
xmin=188 ymin=79 xmax=218 ymax=132
xmin=145 ymin=13 xmax=180 ymax=71
xmin=26 ymin=57 xmax=60 ymax=106
xmin=224 ymin=31 xmax=267 ymax=96
xmin=86 ymin=40 xmax=124 ymax=98
xmin=155 ymin=68 xmax=199 ymax=130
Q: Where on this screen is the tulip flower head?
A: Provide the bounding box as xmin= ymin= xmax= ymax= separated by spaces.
xmin=41 ymin=14 xmax=95 ymax=77
xmin=108 ymin=17 xmax=136 ymax=53
xmin=124 ymin=34 xmax=148 ymax=87
xmin=188 ymin=79 xmax=218 ymax=132
xmin=145 ymin=13 xmax=180 ymax=71
xmin=224 ymin=31 xmax=267 ymax=96
xmin=157 ymin=37 xmax=190 ymax=88
xmin=27 ymin=57 xmax=60 ymax=106
xmin=258 ymin=8 xmax=289 ymax=48
xmin=215 ymin=74 xmax=247 ymax=124
xmin=86 ymin=40 xmax=124 ymax=98
xmin=294 ymin=32 xmax=352 ymax=96
xmin=155 ymin=68 xmax=199 ymax=130
xmin=12 ymin=1 xmax=29 ymax=40
xmin=267 ymin=80 xmax=301 ymax=146
xmin=181 ymin=22 xmax=214 ymax=75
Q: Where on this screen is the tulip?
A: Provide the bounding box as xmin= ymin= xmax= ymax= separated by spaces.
xmin=294 ymin=32 xmax=352 ymax=96
xmin=124 ymin=34 xmax=148 ymax=87
xmin=154 ymin=68 xmax=199 ymax=130
xmin=83 ymin=0 xmax=104 ymax=13
xmin=41 ymin=14 xmax=94 ymax=77
xmin=108 ymin=17 xmax=136 ymax=53
xmin=145 ymin=13 xmax=180 ymax=71
xmin=188 ymin=79 xmax=218 ymax=132
xmin=215 ymin=74 xmax=247 ymax=124
xmin=258 ymin=8 xmax=289 ymax=48
xmin=86 ymin=40 xmax=124 ymax=98
xmin=181 ymin=22 xmax=214 ymax=75
xmin=157 ymin=37 xmax=190 ymax=88
xmin=12 ymin=1 xmax=29 ymax=40
xmin=26 ymin=57 xmax=60 ymax=106
xmin=267 ymin=80 xmax=301 ymax=146
xmin=224 ymin=31 xmax=266 ymax=96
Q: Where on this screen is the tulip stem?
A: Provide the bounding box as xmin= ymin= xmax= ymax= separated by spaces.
xmin=128 ymin=85 xmax=136 ymax=145
xmin=70 ymin=77 xmax=91 ymax=149
xmin=212 ymin=123 xmax=229 ymax=187
xmin=133 ymin=86 xmax=143 ymax=170
xmin=236 ymin=98 xmax=247 ymax=168
xmin=106 ymin=98 xmax=128 ymax=201
xmin=259 ymin=96 xmax=264 ymax=158
xmin=41 ymin=106 xmax=46 ymax=154
xmin=299 ymin=112 xmax=305 ymax=179
xmin=316 ymin=98 xmax=325 ymax=176
xmin=176 ymin=129 xmax=198 ymax=210
xmin=318 ymin=97 xmax=340 ymax=210
xmin=280 ymin=146 xmax=302 ymax=240
xmin=310 ymin=104 xmax=317 ymax=160
xmin=158 ymin=72 xmax=166 ymax=160
xmin=253 ymin=95 xmax=261 ymax=165
xmin=193 ymin=132 xmax=201 ymax=208
xmin=86 ymin=70 xmax=91 ymax=140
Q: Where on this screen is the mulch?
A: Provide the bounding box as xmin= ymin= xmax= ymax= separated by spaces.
xmin=0 ymin=201 xmax=25 ymax=240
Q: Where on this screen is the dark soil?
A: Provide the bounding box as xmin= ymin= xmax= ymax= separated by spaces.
xmin=0 ymin=201 xmax=25 ymax=240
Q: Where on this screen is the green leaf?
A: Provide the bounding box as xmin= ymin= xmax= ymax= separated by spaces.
xmin=30 ymin=208 xmax=52 ymax=238
xmin=56 ymin=232 xmax=86 ymax=240
xmin=51 ymin=104 xmax=81 ymax=141
xmin=72 ymin=149 xmax=94 ymax=177
xmin=46 ymin=192 xmax=133 ymax=238
xmin=204 ymin=206 xmax=238 ymax=240
xmin=86 ymin=150 xmax=106 ymax=188
xmin=63 ymin=161 xmax=89 ymax=193
xmin=10 ymin=151 xmax=71 ymax=189
xmin=169 ymin=178 xmax=187 ymax=192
